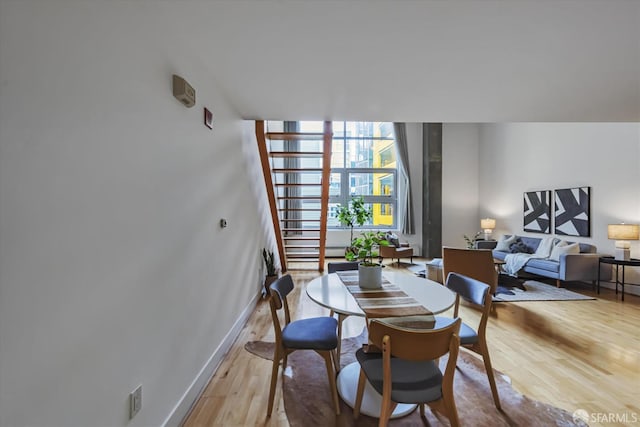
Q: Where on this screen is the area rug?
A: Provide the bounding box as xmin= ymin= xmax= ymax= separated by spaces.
xmin=492 ymin=280 xmax=595 ymax=302
xmin=245 ymin=333 xmax=586 ymax=426
xmin=406 ymin=265 xmax=594 ymax=303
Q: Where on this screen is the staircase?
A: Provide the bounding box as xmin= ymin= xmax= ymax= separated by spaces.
xmin=255 ymin=120 xmax=332 ymax=272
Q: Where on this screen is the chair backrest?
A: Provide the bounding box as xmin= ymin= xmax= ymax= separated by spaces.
xmin=368 ymin=316 xmax=461 ymax=361
xmin=268 ymin=274 xmax=295 ymax=336
xmin=442 ymin=247 xmax=497 ymax=293
xmin=446 ymin=272 xmax=490 ymax=306
xmin=327 ymin=261 xmax=359 ymax=273
xmin=445 ymin=272 xmax=492 ymax=336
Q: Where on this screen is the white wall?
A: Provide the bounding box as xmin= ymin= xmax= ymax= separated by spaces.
xmin=0 ymin=3 xmax=271 ymax=426
xmin=478 ymin=123 xmax=640 ymax=293
xmin=442 ymin=124 xmax=481 ymax=248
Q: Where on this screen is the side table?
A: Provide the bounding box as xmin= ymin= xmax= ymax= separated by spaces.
xmin=597 ymin=256 xmax=640 ymax=301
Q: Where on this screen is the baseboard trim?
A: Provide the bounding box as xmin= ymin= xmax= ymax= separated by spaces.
xmin=162 ymin=291 xmax=261 ymax=427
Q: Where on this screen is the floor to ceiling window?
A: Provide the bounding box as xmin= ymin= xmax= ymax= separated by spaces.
xmin=317 ymin=121 xmax=397 ymax=229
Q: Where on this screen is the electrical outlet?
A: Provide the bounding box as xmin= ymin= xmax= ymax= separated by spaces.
xmin=129 ymin=385 xmax=142 ymax=419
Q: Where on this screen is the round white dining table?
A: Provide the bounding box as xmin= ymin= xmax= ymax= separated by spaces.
xmin=306 ymin=271 xmax=456 ymax=419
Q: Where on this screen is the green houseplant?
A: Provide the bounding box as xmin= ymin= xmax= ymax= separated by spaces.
xmin=347 ymin=231 xmax=389 ymax=288
xmin=262 ymin=248 xmax=278 ymax=294
xmin=463 ymin=232 xmax=482 ymax=249
xmin=336 ymin=196 xmax=372 ymax=257
xmin=346 ymin=231 xmax=389 ymax=265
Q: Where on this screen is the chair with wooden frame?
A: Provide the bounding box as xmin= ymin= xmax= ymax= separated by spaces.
xmin=442 ymin=246 xmax=498 ymax=294
xmin=266 ymin=274 xmax=341 ymax=417
xmin=326 ymin=261 xmax=359 ymax=369
xmin=440 ymin=272 xmax=501 ymax=410
xmin=353 ymin=316 xmax=462 ymax=427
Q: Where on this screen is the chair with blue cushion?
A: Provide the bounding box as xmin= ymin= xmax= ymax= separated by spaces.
xmin=353 ymin=315 xmax=462 ymax=427
xmin=441 ymin=272 xmax=501 ymax=410
xmin=327 ymin=261 xmax=359 ymax=368
xmin=266 ymin=274 xmax=341 ymax=417
xmin=327 ymin=261 xmax=360 ymax=273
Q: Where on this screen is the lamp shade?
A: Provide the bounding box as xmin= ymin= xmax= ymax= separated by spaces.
xmin=607 ymin=224 xmax=640 ymax=240
xmin=480 ymin=218 xmax=496 ymax=230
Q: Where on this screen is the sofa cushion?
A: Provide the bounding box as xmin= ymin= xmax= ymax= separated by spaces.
xmin=526 ymin=259 xmax=560 ymax=273
xmin=518 ymin=236 xmax=542 ymax=253
xmin=495 ymin=235 xmax=518 ymax=251
xmin=385 ymin=232 xmax=400 ymax=247
xmin=550 ymin=242 xmax=580 ymax=261
xmin=509 ymin=239 xmax=532 ymax=254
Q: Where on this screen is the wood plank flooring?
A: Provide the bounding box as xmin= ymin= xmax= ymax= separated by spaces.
xmin=183 ymin=260 xmax=640 ymax=427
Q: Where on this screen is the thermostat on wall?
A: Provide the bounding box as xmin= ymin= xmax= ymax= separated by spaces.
xmin=172 ymin=74 xmax=195 ymax=108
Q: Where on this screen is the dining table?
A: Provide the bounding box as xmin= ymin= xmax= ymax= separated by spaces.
xmin=306 ymin=270 xmax=456 ymax=419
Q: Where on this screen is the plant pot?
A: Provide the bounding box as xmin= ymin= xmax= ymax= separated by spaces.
xmin=264 ymin=275 xmax=278 ymax=295
xmin=358 ymin=263 xmax=382 ymax=289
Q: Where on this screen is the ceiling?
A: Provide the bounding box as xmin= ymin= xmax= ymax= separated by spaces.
xmin=174 ymin=0 xmax=640 ymax=122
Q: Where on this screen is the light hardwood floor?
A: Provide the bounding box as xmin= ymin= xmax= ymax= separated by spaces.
xmin=184 ymin=260 xmax=640 ymax=427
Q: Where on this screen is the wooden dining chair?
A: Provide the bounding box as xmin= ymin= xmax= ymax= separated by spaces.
xmin=266 ymin=274 xmax=341 ymax=417
xmin=442 ymin=246 xmax=498 ymax=294
xmin=353 ymin=316 xmax=462 ymax=427
xmin=327 ymin=261 xmax=359 ymax=369
xmin=440 ymin=272 xmax=501 ymax=410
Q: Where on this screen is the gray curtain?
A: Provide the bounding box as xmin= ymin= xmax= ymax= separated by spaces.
xmin=393 ymin=123 xmax=415 ymax=234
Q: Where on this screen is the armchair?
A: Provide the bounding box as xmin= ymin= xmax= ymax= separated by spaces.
xmin=379 ymin=233 xmax=413 ymax=265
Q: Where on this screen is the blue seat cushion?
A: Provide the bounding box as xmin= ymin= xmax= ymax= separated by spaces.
xmin=282 ymin=317 xmax=338 ymax=350
xmin=434 ymin=316 xmax=477 ymax=345
xmin=356 ymin=349 xmax=443 ymax=404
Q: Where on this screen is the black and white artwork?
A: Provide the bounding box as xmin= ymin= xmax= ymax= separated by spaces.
xmin=524 ymin=190 xmax=551 ymax=233
xmin=554 ymin=187 xmax=590 ymax=237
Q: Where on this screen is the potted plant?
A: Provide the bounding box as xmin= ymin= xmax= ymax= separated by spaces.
xmin=262 ymin=248 xmax=278 ymax=294
xmin=463 ymin=232 xmax=482 ymax=249
xmin=346 ymin=231 xmax=389 ymax=289
xmin=336 ymin=196 xmax=372 ymax=258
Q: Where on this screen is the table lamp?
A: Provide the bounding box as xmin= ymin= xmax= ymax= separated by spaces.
xmin=481 ymin=218 xmax=496 ymax=240
xmin=608 ymin=223 xmax=639 ymax=261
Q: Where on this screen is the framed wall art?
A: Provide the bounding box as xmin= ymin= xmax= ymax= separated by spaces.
xmin=554 ymin=187 xmax=590 ymax=237
xmin=523 ymin=190 xmax=551 ymax=234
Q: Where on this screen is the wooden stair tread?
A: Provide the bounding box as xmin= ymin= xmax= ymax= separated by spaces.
xmin=285 ymin=245 xmax=320 ymax=249
xmin=272 ymin=168 xmax=323 ymax=173
xmin=277 ymin=196 xmax=322 ymax=200
xmin=282 ymin=228 xmax=321 ymax=232
xmin=274 ymin=183 xmax=321 ymax=187
xmin=266 ymin=132 xmax=325 ymax=140
xmin=269 ymin=152 xmax=324 ymax=158
xmin=283 ymin=237 xmax=320 ymax=240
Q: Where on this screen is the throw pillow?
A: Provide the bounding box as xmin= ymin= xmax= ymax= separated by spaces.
xmin=549 ymin=242 xmax=580 ymax=261
xmin=495 ymin=235 xmax=518 ymax=252
xmin=509 ymin=239 xmax=531 ymax=254
xmin=385 ymin=232 xmax=400 ymax=248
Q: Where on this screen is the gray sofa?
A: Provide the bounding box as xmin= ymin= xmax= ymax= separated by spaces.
xmin=477 ymin=235 xmax=611 ymax=287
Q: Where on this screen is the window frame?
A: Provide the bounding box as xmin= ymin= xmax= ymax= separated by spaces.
xmin=328 ymin=121 xmax=398 ymax=230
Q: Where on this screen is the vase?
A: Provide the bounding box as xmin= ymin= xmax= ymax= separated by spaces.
xmin=358 ymin=263 xmax=382 ymax=289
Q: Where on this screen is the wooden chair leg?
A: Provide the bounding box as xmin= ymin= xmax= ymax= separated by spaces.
xmin=479 ymin=344 xmax=501 ymax=410
xmin=333 ymin=313 xmax=345 ymax=370
xmin=267 ymin=348 xmax=282 ymax=417
xmin=378 ymin=398 xmax=395 ymax=427
xmin=354 ymin=369 xmax=366 ymax=419
xmin=321 ymin=351 xmax=341 ymax=415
